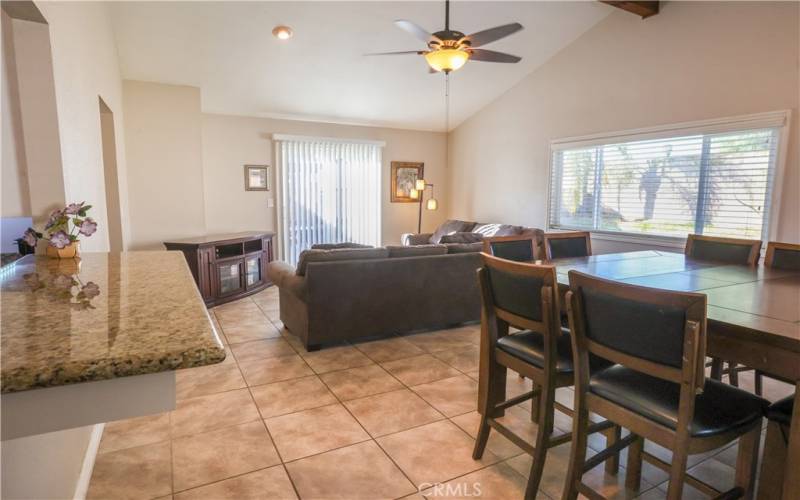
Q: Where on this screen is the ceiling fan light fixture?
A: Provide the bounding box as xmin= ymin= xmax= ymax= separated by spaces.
xmin=272 ymin=25 xmax=293 ymax=40
xmin=424 ymin=48 xmax=469 ymax=73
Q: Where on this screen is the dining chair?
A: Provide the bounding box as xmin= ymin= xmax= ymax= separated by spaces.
xmin=684 ymin=234 xmax=761 ymax=266
xmin=543 ymin=231 xmax=591 ymax=260
xmin=473 ymin=253 xmax=618 ymax=500
xmin=757 ymin=396 xmax=795 ymax=498
xmin=685 ymin=234 xmax=763 ymax=388
xmin=563 ymin=271 xmax=768 ymax=500
xmin=749 ymin=242 xmax=800 ymax=395
xmin=765 ymin=241 xmax=800 ymax=270
xmin=482 ymin=235 xmax=538 ymax=262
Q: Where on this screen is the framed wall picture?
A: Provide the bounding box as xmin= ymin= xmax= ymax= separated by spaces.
xmin=244 ymin=165 xmax=270 ymax=191
xmin=390 ymin=161 xmax=424 ymax=203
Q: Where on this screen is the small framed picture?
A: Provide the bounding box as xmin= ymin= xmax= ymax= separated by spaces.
xmin=390 ymin=161 xmax=424 ymax=203
xmin=244 ymin=165 xmax=270 ymax=191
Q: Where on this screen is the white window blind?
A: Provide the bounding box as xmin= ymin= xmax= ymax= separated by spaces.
xmin=548 ymin=115 xmax=787 ymax=241
xmin=275 ymin=136 xmax=383 ymax=264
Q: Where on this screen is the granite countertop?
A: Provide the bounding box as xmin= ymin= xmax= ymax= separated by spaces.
xmin=1 ymin=252 xmax=225 ymax=393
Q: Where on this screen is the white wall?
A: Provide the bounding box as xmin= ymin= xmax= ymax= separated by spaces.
xmin=32 ymin=1 xmax=130 ymax=252
xmin=123 ymin=81 xmax=206 ymax=250
xmin=202 ymin=113 xmax=448 ymax=245
xmin=123 ymin=84 xmax=448 ymax=249
xmin=448 ymin=1 xmax=800 ymax=248
xmin=1 ymin=425 xmax=96 ymax=500
xmin=1 ymin=11 xmax=31 ymax=218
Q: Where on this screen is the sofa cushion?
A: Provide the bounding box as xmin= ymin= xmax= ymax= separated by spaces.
xmin=445 ymin=242 xmax=484 ymax=254
xmin=311 ymin=242 xmax=373 ymax=250
xmin=430 ymin=220 xmax=476 ymax=244
xmin=472 ymin=223 xmax=524 ymax=238
xmin=296 ymin=247 xmax=390 ymax=276
xmin=440 ymin=232 xmax=484 ymax=244
xmin=386 ymin=244 xmax=448 ymax=258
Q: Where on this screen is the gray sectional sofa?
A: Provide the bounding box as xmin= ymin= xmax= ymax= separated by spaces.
xmin=268 ymin=220 xmax=544 ymax=350
xmin=267 ymin=244 xmax=482 ymax=350
xmin=401 ymin=219 xmax=545 ymax=256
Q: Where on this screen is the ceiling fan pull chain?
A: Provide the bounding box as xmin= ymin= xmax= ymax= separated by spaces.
xmin=445 ymin=72 xmax=450 ymax=133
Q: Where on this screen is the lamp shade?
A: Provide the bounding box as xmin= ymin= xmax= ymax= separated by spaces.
xmin=426 ymin=198 xmax=438 ymax=210
xmin=409 ymin=188 xmax=419 ymax=200
xmin=424 ymin=49 xmax=469 ymax=73
xmin=415 ymin=179 xmax=426 ymax=191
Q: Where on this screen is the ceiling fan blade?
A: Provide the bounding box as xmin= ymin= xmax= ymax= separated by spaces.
xmin=468 ymin=49 xmax=521 ymax=63
xmin=364 ymin=50 xmax=424 ymax=56
xmin=465 ymin=22 xmax=523 ymax=47
xmin=394 ymin=19 xmax=435 ymax=44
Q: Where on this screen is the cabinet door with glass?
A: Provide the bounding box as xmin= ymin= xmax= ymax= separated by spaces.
xmin=216 ymin=260 xmax=244 ymax=297
xmin=244 ymin=254 xmax=263 ymax=289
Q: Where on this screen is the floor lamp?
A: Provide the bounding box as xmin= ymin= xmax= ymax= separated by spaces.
xmin=410 ymin=179 xmax=438 ymax=234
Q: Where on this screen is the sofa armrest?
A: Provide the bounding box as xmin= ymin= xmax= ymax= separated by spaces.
xmin=267 ymin=261 xmax=295 ymax=286
xmin=267 ymin=261 xmax=308 ymax=300
xmin=400 ymin=232 xmax=434 ymax=246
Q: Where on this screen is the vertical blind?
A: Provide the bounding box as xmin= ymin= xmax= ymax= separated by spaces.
xmin=275 ymin=136 xmax=383 ymax=264
xmin=549 ymin=117 xmax=786 ymax=241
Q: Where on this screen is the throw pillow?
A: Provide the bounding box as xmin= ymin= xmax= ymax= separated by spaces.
xmin=445 ymin=242 xmax=484 ymax=254
xmin=386 ymin=244 xmax=448 ymax=258
xmin=296 ymin=247 xmax=390 ymax=276
xmin=311 ymin=242 xmax=373 ymax=250
xmin=472 ymin=223 xmax=524 ymax=237
xmin=429 ymin=219 xmax=476 ymax=244
xmin=440 ymin=232 xmax=484 ymax=244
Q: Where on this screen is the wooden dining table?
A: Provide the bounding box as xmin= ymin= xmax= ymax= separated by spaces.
xmin=549 ymin=250 xmax=800 ymax=500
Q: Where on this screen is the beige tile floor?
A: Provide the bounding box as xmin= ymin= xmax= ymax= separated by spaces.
xmin=88 ymin=287 xmax=794 ymax=499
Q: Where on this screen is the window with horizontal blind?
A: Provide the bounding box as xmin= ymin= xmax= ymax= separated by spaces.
xmin=548 ymin=112 xmax=789 ymax=241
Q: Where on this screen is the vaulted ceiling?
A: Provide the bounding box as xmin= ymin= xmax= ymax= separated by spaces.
xmin=110 ymin=1 xmax=612 ymax=131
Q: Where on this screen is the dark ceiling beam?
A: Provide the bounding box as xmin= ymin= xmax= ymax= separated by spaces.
xmin=600 ymin=1 xmax=660 ymax=19
xmin=1 ymin=1 xmax=47 ymax=24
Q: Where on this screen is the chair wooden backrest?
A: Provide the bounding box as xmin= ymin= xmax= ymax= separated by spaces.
xmin=684 ymin=234 xmax=761 ymax=266
xmin=765 ymin=241 xmax=800 ymax=270
xmin=543 ymin=231 xmax=592 ymax=260
xmin=566 ymin=270 xmax=707 ymax=395
xmin=478 ymin=252 xmax=561 ymax=342
xmin=482 ymin=235 xmax=537 ymax=262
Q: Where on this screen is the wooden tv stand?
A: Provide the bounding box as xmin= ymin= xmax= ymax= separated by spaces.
xmin=164 ymin=232 xmax=274 ymax=307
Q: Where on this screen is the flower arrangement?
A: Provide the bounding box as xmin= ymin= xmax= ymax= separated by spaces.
xmin=22 ymin=202 xmax=97 ymax=258
xmin=24 ymin=271 xmax=100 ymax=310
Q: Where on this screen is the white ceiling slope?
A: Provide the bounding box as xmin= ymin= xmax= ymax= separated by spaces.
xmin=110 ymin=1 xmax=611 ymax=131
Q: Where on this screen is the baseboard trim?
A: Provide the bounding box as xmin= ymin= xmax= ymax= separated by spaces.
xmin=73 ymin=423 xmax=104 ymax=500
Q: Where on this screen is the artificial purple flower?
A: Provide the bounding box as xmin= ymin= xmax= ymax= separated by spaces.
xmin=49 ymin=231 xmax=71 ymax=249
xmin=65 ymin=202 xmax=85 ymax=215
xmin=22 ymin=228 xmax=39 ymax=247
xmin=80 ymin=281 xmax=100 ymax=299
xmin=45 ymin=208 xmax=65 ymax=229
xmin=78 ymin=218 xmax=98 ymax=237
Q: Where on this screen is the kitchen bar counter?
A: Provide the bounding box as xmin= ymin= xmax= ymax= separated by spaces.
xmin=1 ymin=252 xmax=225 ymax=393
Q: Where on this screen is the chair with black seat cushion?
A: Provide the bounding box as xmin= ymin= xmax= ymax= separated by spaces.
xmin=685 ymin=234 xmax=763 ymax=388
xmin=483 ymin=235 xmax=538 ymax=262
xmin=473 ymin=253 xmax=618 ymax=500
xmin=685 ymin=234 xmax=761 ymax=265
xmin=765 ymin=241 xmax=800 ymax=270
xmin=749 ymin=242 xmax=800 ymax=394
xmin=758 ymin=396 xmax=795 ymax=498
xmin=543 ymin=231 xmax=591 ymax=260
xmin=563 ymin=271 xmax=768 ymax=500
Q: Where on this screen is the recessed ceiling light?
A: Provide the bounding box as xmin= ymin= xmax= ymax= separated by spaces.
xmin=272 ymin=26 xmax=293 ymax=40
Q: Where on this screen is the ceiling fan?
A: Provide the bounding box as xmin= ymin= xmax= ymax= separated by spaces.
xmin=367 ymin=0 xmax=524 ymax=73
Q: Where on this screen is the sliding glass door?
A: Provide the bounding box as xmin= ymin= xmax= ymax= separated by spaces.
xmin=275 ymin=136 xmax=383 ymax=264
